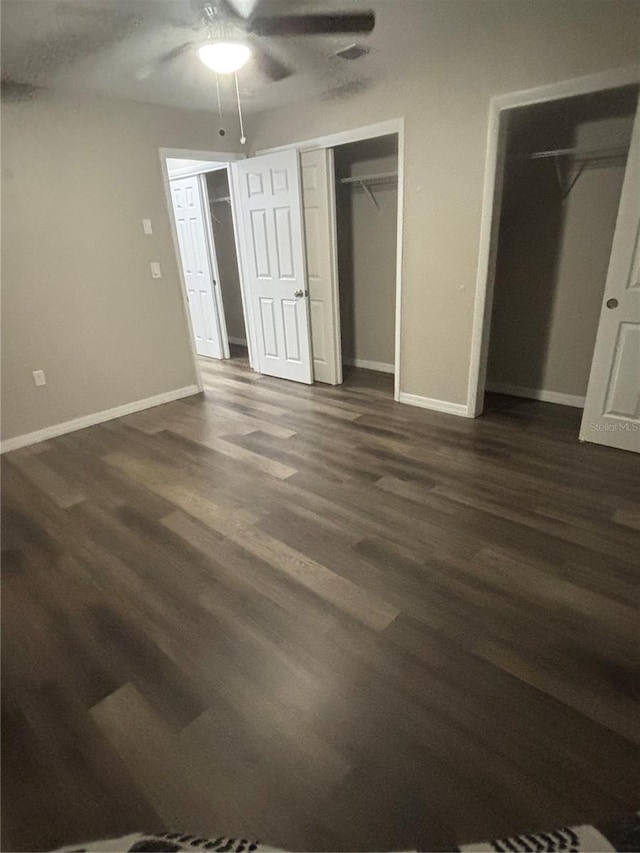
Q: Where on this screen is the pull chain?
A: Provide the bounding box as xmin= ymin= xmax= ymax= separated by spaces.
xmin=234 ymin=71 xmax=246 ymax=145
xmin=215 ymin=73 xmax=225 ymax=137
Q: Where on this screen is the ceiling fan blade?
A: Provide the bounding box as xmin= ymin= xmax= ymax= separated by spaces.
xmin=248 ymin=11 xmax=375 ymax=37
xmin=1 ymin=78 xmax=39 ymax=101
xmin=250 ymin=41 xmax=294 ymax=81
xmin=193 ymin=0 xmax=255 ymax=25
xmin=214 ymin=0 xmax=248 ymax=22
xmin=135 ymin=41 xmax=194 ymax=80
xmin=156 ymin=41 xmax=196 ymax=66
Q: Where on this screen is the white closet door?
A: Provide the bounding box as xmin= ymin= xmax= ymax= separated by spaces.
xmin=232 ymin=150 xmax=313 ymax=384
xmin=170 ymin=176 xmax=224 ymax=360
xmin=579 ymin=102 xmax=640 ymax=452
xmin=301 ymin=148 xmax=342 ymax=385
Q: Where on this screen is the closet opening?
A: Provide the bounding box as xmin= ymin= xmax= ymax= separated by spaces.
xmin=243 ymin=120 xmax=404 ymax=394
xmin=332 ymin=134 xmax=398 ymax=395
xmin=483 ymin=84 xmax=638 ymax=419
xmin=163 ymin=153 xmax=248 ymax=388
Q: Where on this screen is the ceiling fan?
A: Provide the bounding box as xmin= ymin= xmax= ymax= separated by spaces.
xmin=151 ymin=0 xmax=376 ymax=83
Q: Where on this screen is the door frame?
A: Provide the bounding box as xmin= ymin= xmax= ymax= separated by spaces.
xmin=198 ymin=171 xmax=231 ymax=360
xmin=466 ymin=64 xmax=640 ymax=418
xmin=159 ymin=147 xmax=247 ymax=391
xmin=258 ymin=117 xmax=405 ymax=401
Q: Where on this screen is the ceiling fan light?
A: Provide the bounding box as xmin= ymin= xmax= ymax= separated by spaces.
xmin=197 ymin=42 xmax=252 ymax=74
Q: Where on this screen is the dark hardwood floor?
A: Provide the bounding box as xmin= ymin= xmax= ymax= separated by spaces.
xmin=2 ymin=354 xmax=639 ymax=852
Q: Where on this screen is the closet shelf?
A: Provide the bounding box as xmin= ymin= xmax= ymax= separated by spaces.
xmin=210 ymin=196 xmax=231 ymax=204
xmin=511 ymin=144 xmax=629 ymax=202
xmin=338 ymin=171 xmax=398 ymax=186
xmin=338 ymin=171 xmax=398 ymax=211
xmin=514 ymin=145 xmax=629 ymax=163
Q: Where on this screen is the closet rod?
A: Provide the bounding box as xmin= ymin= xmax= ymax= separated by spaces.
xmin=210 ymin=196 xmax=231 ymax=204
xmin=524 ymin=145 xmax=629 ymax=162
xmin=339 ymin=171 xmax=398 ymax=185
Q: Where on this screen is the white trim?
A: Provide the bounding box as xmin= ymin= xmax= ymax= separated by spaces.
xmin=0 ymin=385 xmax=200 ymax=454
xmin=258 ymin=118 xmax=405 ymax=401
xmin=399 ymin=392 xmax=471 ymax=418
xmin=394 ymin=118 xmax=405 ymax=403
xmin=491 ymin=65 xmax=640 ymax=111
xmin=295 ymin=149 xmax=315 ymax=386
xmin=466 ymin=98 xmax=507 ymax=418
xmin=159 ymin=147 xmax=244 ymax=163
xmin=159 ymin=148 xmax=246 ymax=390
xmin=167 ymin=164 xmax=228 ymax=179
xmin=228 ymin=336 xmax=248 ymax=347
xmin=486 ymin=383 xmax=585 ymax=408
xmin=228 ymin=162 xmax=259 ymax=370
xmin=257 ymin=119 xmax=404 ymax=156
xmin=345 ymin=357 xmax=394 ymax=374
xmin=467 ymin=65 xmax=640 ymax=419
xmin=199 ymin=173 xmax=231 ymax=360
xmin=327 ymin=147 xmax=344 ymax=386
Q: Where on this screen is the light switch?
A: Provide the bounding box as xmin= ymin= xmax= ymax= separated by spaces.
xmin=142 ymin=218 xmax=153 ymax=235
xmin=150 ymin=262 xmax=162 ymax=279
xmin=32 ymin=370 xmax=46 ymax=387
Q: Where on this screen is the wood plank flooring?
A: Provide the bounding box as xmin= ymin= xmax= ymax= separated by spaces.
xmin=2 ymin=352 xmax=640 ymax=852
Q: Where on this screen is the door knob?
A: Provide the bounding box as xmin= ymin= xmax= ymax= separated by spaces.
xmin=294 ymin=289 xmax=304 ymax=298
xmin=606 ymin=298 xmax=618 ymax=309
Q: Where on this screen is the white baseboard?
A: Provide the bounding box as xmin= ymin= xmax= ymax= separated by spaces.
xmin=344 ymin=357 xmax=395 ymax=374
xmin=399 ymin=392 xmax=471 ymax=418
xmin=228 ymin=336 xmax=247 ymax=347
xmin=0 ymin=385 xmax=200 ymax=454
xmin=486 ymin=382 xmax=585 ymax=408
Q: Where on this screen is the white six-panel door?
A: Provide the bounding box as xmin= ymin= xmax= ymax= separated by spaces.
xmin=233 ymin=150 xmax=313 ymax=384
xmin=170 ymin=175 xmax=224 ymax=360
xmin=579 ymin=101 xmax=640 ymax=452
xmin=301 ymin=148 xmax=342 ymax=385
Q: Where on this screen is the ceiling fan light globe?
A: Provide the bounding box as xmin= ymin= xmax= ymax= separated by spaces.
xmin=197 ymin=42 xmax=252 ymax=74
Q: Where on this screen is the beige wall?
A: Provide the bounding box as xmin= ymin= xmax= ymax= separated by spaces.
xmin=335 ymin=140 xmax=397 ymax=366
xmin=1 ymin=92 xmax=237 ymax=441
xmin=488 ymin=110 xmax=634 ymax=398
xmin=248 ymin=0 xmax=640 ymax=407
xmin=206 ymin=170 xmax=246 ymax=344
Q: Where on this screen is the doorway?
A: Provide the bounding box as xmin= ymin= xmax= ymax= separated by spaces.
xmin=255 ymin=119 xmax=405 ymax=398
xmin=469 ymin=71 xmax=640 ymax=452
xmin=485 ymin=86 xmax=637 ymax=410
xmin=160 ymin=148 xmax=248 ymax=392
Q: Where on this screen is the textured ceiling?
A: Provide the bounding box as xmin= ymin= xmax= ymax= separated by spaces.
xmin=1 ymin=0 xmax=395 ymax=114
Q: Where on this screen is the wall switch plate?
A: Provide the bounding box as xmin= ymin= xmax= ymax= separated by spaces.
xmin=32 ymin=370 xmax=46 ymax=387
xmin=150 ymin=262 xmax=162 ymax=278
xmin=142 ymin=218 xmax=153 ymax=235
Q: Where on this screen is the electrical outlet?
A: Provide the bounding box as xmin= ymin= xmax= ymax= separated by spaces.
xmin=142 ymin=218 xmax=153 ymax=235
xmin=150 ymin=262 xmax=162 ymax=279
xmin=32 ymin=370 xmax=46 ymax=387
